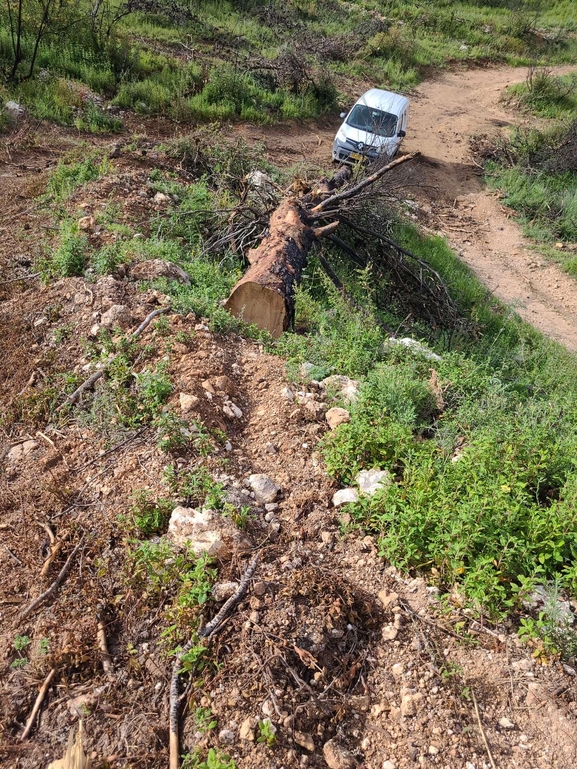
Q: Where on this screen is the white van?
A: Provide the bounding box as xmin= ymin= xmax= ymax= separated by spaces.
xmin=332 ymin=88 xmax=409 ymax=164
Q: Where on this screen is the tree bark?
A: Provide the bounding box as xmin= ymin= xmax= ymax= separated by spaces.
xmin=223 ymin=154 xmax=420 ymax=337
xmin=224 ymin=166 xmax=351 ymax=337
xmin=224 ymin=198 xmax=315 ymax=337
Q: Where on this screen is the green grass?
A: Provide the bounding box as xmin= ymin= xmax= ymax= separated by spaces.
xmin=508 ymin=70 xmax=577 ymax=118
xmin=2 ymin=1 xmax=576 ymax=128
xmin=277 ymin=216 xmax=577 ymax=622
xmin=484 ymin=120 xmax=577 ymax=272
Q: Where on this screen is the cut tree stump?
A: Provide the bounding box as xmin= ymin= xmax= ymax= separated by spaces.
xmin=224 ymin=154 xmax=418 ymax=336
xmin=224 ymin=198 xmax=316 ymax=337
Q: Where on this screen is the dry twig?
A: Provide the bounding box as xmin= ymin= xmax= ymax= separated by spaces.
xmin=472 ymin=688 xmax=498 ymax=769
xmin=169 ymin=555 xmax=259 ymax=769
xmin=310 ymin=152 xmax=420 ymax=214
xmin=21 ymin=538 xmax=83 ymax=619
xmin=97 ymin=619 xmax=114 ymax=677
xmin=20 ymin=668 xmax=57 ymax=740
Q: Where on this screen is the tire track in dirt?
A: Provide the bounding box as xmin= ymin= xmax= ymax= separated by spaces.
xmin=404 ymin=64 xmax=577 ymax=351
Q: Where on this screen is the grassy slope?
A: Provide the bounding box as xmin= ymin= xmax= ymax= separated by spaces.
xmin=486 ymin=71 xmax=577 ymax=274
xmin=2 ymin=0 xmax=577 ymax=129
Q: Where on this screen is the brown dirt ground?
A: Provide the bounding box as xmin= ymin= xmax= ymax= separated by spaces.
xmin=1 ymin=64 xmax=577 ymax=769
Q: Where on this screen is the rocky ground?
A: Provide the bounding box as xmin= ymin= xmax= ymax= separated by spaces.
xmin=2 ymin=273 xmax=576 ymax=769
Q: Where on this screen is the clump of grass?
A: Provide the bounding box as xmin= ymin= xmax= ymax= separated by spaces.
xmin=45 ymin=153 xmax=109 ymax=201
xmin=508 ymin=68 xmax=577 ymax=118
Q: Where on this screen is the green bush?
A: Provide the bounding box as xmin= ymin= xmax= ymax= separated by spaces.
xmin=50 ymin=223 xmax=90 ymax=277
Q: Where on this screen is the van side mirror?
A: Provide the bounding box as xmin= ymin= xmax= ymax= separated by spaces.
xmin=340 ymin=112 xmax=346 ymax=119
xmin=397 ymin=129 xmax=406 ymax=138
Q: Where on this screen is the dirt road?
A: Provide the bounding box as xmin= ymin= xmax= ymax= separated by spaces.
xmin=245 ymin=64 xmax=577 ymax=350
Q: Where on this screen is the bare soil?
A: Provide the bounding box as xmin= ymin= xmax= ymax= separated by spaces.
xmin=1 ymin=64 xmax=577 ymax=769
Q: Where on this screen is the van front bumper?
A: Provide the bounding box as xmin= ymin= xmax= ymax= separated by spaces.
xmin=332 ymin=138 xmax=380 ymax=164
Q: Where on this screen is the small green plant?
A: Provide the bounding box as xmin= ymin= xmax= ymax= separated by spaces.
xmin=53 ymin=324 xmax=74 ymax=343
xmin=164 ymin=465 xmax=223 ymax=508
xmin=193 ymin=706 xmax=217 ymax=734
xmin=11 ymin=634 xmax=31 ymax=668
xmin=39 ymin=637 xmax=50 ymax=655
xmin=181 ymin=747 xmax=235 ymax=769
xmin=155 ymin=412 xmax=192 ymax=453
xmin=48 ymin=222 xmax=90 ymax=277
xmin=257 ymin=719 xmax=277 ymax=748
xmin=518 ymin=581 xmax=577 ymax=661
xmin=130 ymin=490 xmax=173 ymax=535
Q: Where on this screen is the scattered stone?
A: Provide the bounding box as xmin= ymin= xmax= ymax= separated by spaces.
xmin=332 ymin=488 xmax=359 ymax=507
xmin=218 ymin=728 xmax=235 ymax=745
xmin=498 ymin=717 xmax=515 ymax=730
xmin=78 ymin=215 xmax=95 ymax=232
xmin=300 ymin=361 xmax=315 ymax=378
xmin=253 ymin=581 xmax=267 ymax=597
xmin=212 ymin=582 xmax=239 ymax=602
xmin=129 ymin=259 xmax=191 ymax=284
xmin=264 ymin=442 xmax=277 ymax=454
xmin=382 ymin=625 xmax=398 ymax=641
xmin=67 ymin=686 xmax=106 ymax=718
xmin=383 ymin=337 xmax=441 ymax=361
xmin=213 ymin=375 xmax=233 ymax=394
xmin=356 ymin=469 xmax=392 ymax=497
xmin=428 ymin=745 xmax=439 ymax=755
xmin=378 ymin=589 xmax=399 ymax=610
xmin=167 ymin=506 xmax=248 ymax=557
xmin=264 ymin=503 xmax=278 ymax=512
xmin=101 ymin=304 xmax=133 ymax=330
xmin=179 ymin=393 xmax=199 ymax=412
xmin=382 ymin=761 xmax=396 ymax=769
xmin=4 ymin=100 xmax=25 ymax=116
xmin=280 ymin=386 xmax=295 ymax=401
xmin=392 ymin=663 xmax=404 ymax=678
xmin=322 ymin=738 xmax=356 ymax=769
xmin=320 ymin=375 xmax=360 ymax=403
xmin=153 ymin=192 xmax=171 ymax=204
xmin=249 ymin=474 xmax=281 ymax=504
xmin=239 ymin=717 xmax=255 ymax=741
xmin=400 ymin=693 xmax=422 ymax=717
xmin=326 ymin=407 xmax=351 ymax=429
xmin=304 ymin=399 xmax=326 ymax=420
xmin=294 ymin=731 xmax=315 ymax=752
xmin=202 ymin=379 xmax=216 ymax=394
xmin=223 ymin=402 xmax=243 ymax=419
xmin=7 ymin=440 xmax=39 ymax=463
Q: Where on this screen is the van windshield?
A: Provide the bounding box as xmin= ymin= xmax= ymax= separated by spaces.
xmin=346 ymin=105 xmax=397 ymax=137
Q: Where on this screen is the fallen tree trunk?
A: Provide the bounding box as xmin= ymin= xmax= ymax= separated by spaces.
xmin=224 ymin=198 xmax=316 ymax=337
xmin=224 ymin=153 xmax=419 ymax=336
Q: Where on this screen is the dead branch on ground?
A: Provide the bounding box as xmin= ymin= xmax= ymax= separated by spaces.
xmin=21 ymin=538 xmax=84 ymax=619
xmin=20 ymin=668 xmax=57 ymax=740
xmin=169 ymin=555 xmax=259 ymax=769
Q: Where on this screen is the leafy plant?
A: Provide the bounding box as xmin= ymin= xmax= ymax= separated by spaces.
xmin=257 ymin=718 xmax=277 ymax=747
xmin=130 ymin=490 xmax=173 ymax=535
xmin=193 ymin=706 xmax=217 ymax=734
xmin=181 ymin=748 xmax=235 ymax=769
xmin=11 ymin=634 xmax=31 ymax=668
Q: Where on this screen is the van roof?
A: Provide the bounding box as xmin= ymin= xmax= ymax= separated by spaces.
xmin=356 ymin=88 xmax=409 ymax=116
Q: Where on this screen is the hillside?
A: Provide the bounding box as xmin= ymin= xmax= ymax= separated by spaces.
xmin=2 ymin=3 xmax=577 ymax=769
